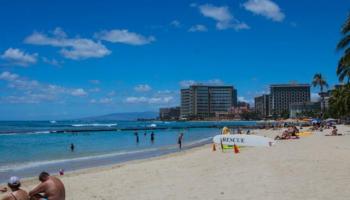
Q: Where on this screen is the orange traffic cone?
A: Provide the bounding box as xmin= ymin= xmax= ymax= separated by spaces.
xmin=212 ymin=143 xmax=216 ymax=151
xmin=233 ymin=144 xmax=240 ymax=154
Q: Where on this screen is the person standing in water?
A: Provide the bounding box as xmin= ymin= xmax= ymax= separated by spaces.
xmin=150 ymin=132 xmax=155 ymax=144
xmin=178 ymin=133 xmax=184 ymax=150
xmin=70 ymin=143 xmax=75 ymax=152
xmin=134 ymin=132 xmax=139 ymax=143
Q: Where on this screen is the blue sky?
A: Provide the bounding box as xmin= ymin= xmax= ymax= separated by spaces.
xmin=0 ymin=0 xmax=348 ymax=120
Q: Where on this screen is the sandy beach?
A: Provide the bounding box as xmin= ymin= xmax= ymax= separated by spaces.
xmin=2 ymin=125 xmax=350 ymax=200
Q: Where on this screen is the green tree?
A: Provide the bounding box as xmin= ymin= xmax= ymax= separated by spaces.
xmin=312 ymin=73 xmax=328 ymax=116
xmin=337 ymin=14 xmax=350 ymax=83
xmin=328 ymin=85 xmax=350 ymax=118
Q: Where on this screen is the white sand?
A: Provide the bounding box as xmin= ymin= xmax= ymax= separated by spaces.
xmin=2 ymin=125 xmax=350 ymax=200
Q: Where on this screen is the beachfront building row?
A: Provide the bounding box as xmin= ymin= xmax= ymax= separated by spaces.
xmin=159 ymin=107 xmax=180 ymax=120
xmin=255 ymin=84 xmax=311 ymax=118
xmin=180 ymin=85 xmax=237 ymax=119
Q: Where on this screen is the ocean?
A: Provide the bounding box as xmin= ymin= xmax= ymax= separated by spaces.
xmin=0 ymin=120 xmax=256 ymax=183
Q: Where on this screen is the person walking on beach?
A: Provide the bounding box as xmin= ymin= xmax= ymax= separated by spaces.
xmin=1 ymin=176 xmax=29 ymax=200
xmin=29 ymin=172 xmax=65 ymax=200
xmin=134 ymin=132 xmax=139 ymax=144
xmin=70 ymin=143 xmax=75 ymax=152
xmin=178 ymin=133 xmax=184 ymax=150
xmin=150 ymin=132 xmax=155 ymax=144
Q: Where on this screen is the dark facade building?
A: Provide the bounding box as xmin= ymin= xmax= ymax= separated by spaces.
xmin=159 ymin=107 xmax=180 ymax=120
xmin=254 ymin=94 xmax=270 ymax=118
xmin=180 ymin=85 xmax=237 ymax=118
xmin=289 ymin=102 xmax=321 ymax=118
xmin=269 ymin=84 xmax=311 ymax=116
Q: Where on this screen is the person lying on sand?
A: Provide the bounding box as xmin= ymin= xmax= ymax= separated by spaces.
xmin=325 ymin=126 xmax=343 ymax=136
xmin=1 ymin=176 xmax=29 ymax=200
xmin=29 ymin=172 xmax=65 ymax=200
xmin=275 ymin=128 xmax=299 ymax=140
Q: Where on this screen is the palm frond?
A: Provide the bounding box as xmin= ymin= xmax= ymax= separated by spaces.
xmin=341 ymin=14 xmax=350 ymax=34
xmin=337 ymin=34 xmax=350 ymax=51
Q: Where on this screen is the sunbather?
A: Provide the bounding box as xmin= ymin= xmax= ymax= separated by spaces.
xmin=325 ymin=126 xmax=343 ymax=136
xmin=29 ymin=172 xmax=65 ymax=200
xmin=1 ymin=176 xmax=29 ymax=200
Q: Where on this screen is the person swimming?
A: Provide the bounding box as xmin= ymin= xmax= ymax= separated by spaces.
xmin=70 ymin=143 xmax=75 ymax=152
xmin=150 ymin=132 xmax=155 ymax=143
xmin=134 ymin=132 xmax=139 ymax=143
xmin=29 ymin=172 xmax=65 ymax=200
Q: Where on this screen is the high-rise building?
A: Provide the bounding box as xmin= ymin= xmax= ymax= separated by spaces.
xmin=254 ymin=94 xmax=270 ymax=118
xmin=159 ymin=107 xmax=180 ymax=120
xmin=269 ymin=84 xmax=310 ymax=116
xmin=180 ymin=85 xmax=237 ymax=118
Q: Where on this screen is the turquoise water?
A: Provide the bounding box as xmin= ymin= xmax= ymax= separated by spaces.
xmin=0 ymin=120 xmax=256 ymax=182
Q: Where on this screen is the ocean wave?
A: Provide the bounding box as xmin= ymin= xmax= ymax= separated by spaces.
xmin=0 ymin=138 xmax=212 ymax=172
xmin=0 ymin=147 xmax=170 ymax=172
xmin=71 ymin=123 xmax=118 ymax=127
xmin=0 ymin=130 xmax=52 ymax=136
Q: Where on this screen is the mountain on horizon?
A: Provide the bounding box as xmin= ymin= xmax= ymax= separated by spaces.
xmin=79 ymin=111 xmax=159 ymax=121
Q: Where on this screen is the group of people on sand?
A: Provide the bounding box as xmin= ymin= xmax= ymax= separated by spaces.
xmin=275 ymin=126 xmax=300 ymax=140
xmin=1 ymin=172 xmax=65 ymax=200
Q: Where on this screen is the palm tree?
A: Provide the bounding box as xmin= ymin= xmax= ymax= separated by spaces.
xmin=312 ymin=73 xmax=328 ymax=116
xmin=337 ymin=14 xmax=350 ymax=83
xmin=329 ymin=85 xmax=350 ymax=118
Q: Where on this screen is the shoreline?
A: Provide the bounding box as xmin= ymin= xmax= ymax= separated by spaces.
xmin=12 ymin=142 xmax=213 ymax=188
xmin=2 ymin=126 xmax=349 ymax=200
xmin=0 ymin=136 xmax=213 ymax=184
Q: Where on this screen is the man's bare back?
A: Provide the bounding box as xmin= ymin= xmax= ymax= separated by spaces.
xmin=30 ymin=173 xmax=65 ymax=200
xmin=2 ymin=189 xmax=29 ymax=200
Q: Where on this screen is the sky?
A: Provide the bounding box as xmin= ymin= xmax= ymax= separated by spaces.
xmin=0 ymin=0 xmax=349 ymax=120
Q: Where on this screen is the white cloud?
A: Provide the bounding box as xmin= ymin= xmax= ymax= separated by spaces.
xmin=0 ymin=71 xmax=19 ymax=81
xmin=89 ymin=87 xmax=100 ymax=93
xmin=134 ymin=84 xmax=152 ymax=92
xmin=95 ymin=29 xmax=155 ymax=45
xmin=188 ymin=24 xmax=208 ymax=32
xmin=238 ymin=96 xmax=247 ymax=102
xmin=1 ymin=48 xmax=37 ymax=66
xmin=70 ymin=88 xmax=87 ymax=96
xmin=42 ymin=57 xmax=61 ymax=67
xmin=90 ymin=97 xmax=113 ymax=104
xmin=311 ymin=92 xmax=320 ymax=102
xmin=171 ymin=20 xmax=181 ymax=28
xmin=107 ymin=91 xmax=116 ymax=97
xmin=238 ymin=96 xmax=253 ymax=103
xmin=198 ymin=4 xmax=249 ymax=31
xmin=0 ymin=71 xmax=88 ymax=103
xmin=207 ymin=79 xmax=224 ymax=85
xmin=179 ymin=79 xmax=225 ymax=88
xmin=243 ymin=0 xmax=285 ymax=22
xmin=24 ymin=27 xmax=111 ymax=60
xmin=179 ymin=80 xmax=197 ymax=88
xmin=125 ymin=96 xmax=173 ymax=104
